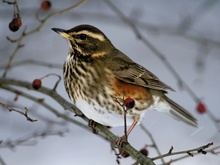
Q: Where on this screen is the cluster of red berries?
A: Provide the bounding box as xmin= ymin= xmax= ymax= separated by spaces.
xmin=8 ymin=1 xmax=51 ymax=32
xmin=122 ymin=147 xmax=148 ymax=158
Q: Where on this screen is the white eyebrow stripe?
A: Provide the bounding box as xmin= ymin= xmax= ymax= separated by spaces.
xmin=77 ymin=30 xmax=105 ymax=41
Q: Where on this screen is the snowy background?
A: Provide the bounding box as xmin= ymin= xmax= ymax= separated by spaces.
xmin=0 ymin=0 xmax=220 ymax=165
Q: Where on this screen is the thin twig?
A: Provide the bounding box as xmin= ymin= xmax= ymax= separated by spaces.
xmin=2 ymin=0 xmax=87 ymax=77
xmin=140 ymin=124 xmax=165 ymax=164
xmin=0 ymin=59 xmax=62 ymax=70
xmin=24 ymin=0 xmax=88 ymax=38
xmin=0 ymin=101 xmax=37 ymax=122
xmin=177 ymin=0 xmax=217 ymax=32
xmin=0 ymin=129 xmax=68 ymax=150
xmin=39 ymin=73 xmax=62 ymax=91
xmin=1 ymin=85 xmax=88 ymax=131
xmin=104 ymin=0 xmax=220 ymax=132
xmin=2 ymin=37 xmax=24 ymax=77
xmin=104 ymin=0 xmax=199 ymax=101
xmin=0 ymin=156 xmax=7 ymax=165
xmin=123 ymin=108 xmax=128 ymax=141
xmin=2 ymin=0 xmax=15 ymax=5
xmin=122 ymin=97 xmax=128 ymax=141
xmin=151 ymin=142 xmax=213 ymax=161
xmin=161 ymin=145 xmax=220 ymax=165
xmin=0 ymin=78 xmax=155 ymax=165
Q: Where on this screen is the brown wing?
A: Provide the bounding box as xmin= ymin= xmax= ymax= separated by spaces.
xmin=105 ymin=50 xmax=174 ymax=92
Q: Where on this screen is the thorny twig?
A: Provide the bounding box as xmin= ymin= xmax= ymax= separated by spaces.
xmin=0 ymin=59 xmax=62 ymax=70
xmin=0 ymin=78 xmax=156 ymax=165
xmin=3 ymin=0 xmax=16 ymax=5
xmin=0 ymin=101 xmax=37 ymax=122
xmin=2 ymin=0 xmax=87 ymax=78
xmin=0 ymin=129 xmax=69 ymax=150
xmin=1 ymin=1 xmax=219 ymax=165
xmin=152 ymin=142 xmax=213 ymax=161
xmin=162 ymin=144 xmax=220 ymax=165
xmin=0 ymin=85 xmax=88 ymax=130
xmin=104 ymin=0 xmax=198 ymax=101
xmin=122 ymin=97 xmax=128 ymax=142
xmin=3 ymin=33 xmax=25 ymax=77
xmin=38 ymin=73 xmax=61 ymax=91
xmin=140 ymin=124 xmax=166 ymax=164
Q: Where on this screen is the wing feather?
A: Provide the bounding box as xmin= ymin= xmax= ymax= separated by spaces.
xmin=105 ymin=50 xmax=174 ymax=92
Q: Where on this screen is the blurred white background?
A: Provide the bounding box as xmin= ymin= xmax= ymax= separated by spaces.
xmin=0 ymin=0 xmax=220 ymax=165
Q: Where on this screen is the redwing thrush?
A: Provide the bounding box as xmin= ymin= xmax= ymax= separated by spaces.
xmin=52 ymin=25 xmax=197 ymax=138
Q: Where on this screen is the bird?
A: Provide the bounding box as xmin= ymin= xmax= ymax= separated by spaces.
xmin=52 ymin=24 xmax=197 ymax=140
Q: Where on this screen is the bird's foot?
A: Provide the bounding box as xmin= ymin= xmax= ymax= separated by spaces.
xmin=88 ymin=119 xmax=99 ymax=134
xmin=112 ymin=135 xmax=128 ymax=149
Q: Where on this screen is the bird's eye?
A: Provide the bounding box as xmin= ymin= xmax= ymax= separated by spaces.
xmin=78 ymin=34 xmax=87 ymax=40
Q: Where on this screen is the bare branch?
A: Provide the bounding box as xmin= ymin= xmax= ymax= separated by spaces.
xmin=0 ymin=155 xmax=7 ymax=165
xmin=0 ymin=101 xmax=37 ymax=122
xmin=2 ymin=0 xmax=87 ymax=77
xmin=2 ymin=36 xmax=24 ymax=77
xmin=1 ymin=84 xmax=89 ymax=131
xmin=104 ymin=0 xmax=199 ymax=101
xmin=0 ymin=78 xmax=156 ymax=165
xmin=2 ymin=0 xmax=15 ymax=5
xmin=0 ymin=59 xmax=62 ymax=70
xmin=0 ymin=129 xmax=68 ymax=150
xmin=39 ymin=73 xmax=62 ymax=91
xmin=162 ymin=144 xmax=220 ymax=165
xmin=104 ymin=0 xmax=220 ymax=133
xmin=140 ymin=124 xmax=165 ymax=164
xmin=152 ymin=142 xmax=213 ymax=161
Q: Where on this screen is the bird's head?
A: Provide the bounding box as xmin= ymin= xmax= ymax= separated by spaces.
xmin=52 ymin=24 xmax=114 ymax=58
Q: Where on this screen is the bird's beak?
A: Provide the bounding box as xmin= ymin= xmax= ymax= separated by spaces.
xmin=52 ymin=28 xmax=69 ymax=39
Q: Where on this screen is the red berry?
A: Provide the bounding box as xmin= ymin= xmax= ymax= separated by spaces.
xmin=9 ymin=18 xmax=21 ymax=32
xmin=121 ymin=150 xmax=130 ymax=158
xmin=123 ymin=97 xmax=135 ymax=109
xmin=140 ymin=148 xmax=148 ymax=156
xmin=32 ymin=79 xmax=42 ymax=90
xmin=17 ymin=17 xmax=22 ymax=27
xmin=196 ymin=102 xmax=206 ymax=114
xmin=41 ymin=1 xmax=51 ymax=11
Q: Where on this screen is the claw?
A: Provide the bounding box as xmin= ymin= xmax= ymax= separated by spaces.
xmin=112 ymin=135 xmax=128 ymax=149
xmin=88 ymin=119 xmax=99 ymax=134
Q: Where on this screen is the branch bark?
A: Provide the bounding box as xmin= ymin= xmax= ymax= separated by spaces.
xmin=0 ymin=77 xmax=155 ymax=165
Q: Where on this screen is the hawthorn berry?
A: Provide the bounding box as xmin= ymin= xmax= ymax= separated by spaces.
xmin=123 ymin=97 xmax=135 ymax=109
xmin=16 ymin=17 xmax=22 ymax=27
xmin=32 ymin=79 xmax=42 ymax=90
xmin=121 ymin=150 xmax=130 ymax=158
xmin=9 ymin=17 xmax=22 ymax=32
xmin=41 ymin=1 xmax=52 ymax=11
xmin=196 ymin=102 xmax=206 ymax=114
xmin=140 ymin=147 xmax=148 ymax=156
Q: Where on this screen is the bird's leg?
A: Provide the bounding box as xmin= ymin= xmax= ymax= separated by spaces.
xmin=114 ymin=119 xmax=138 ymax=149
xmin=126 ymin=119 xmax=138 ymax=137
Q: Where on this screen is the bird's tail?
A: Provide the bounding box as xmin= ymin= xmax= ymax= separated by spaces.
xmin=163 ymin=95 xmax=198 ymax=127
